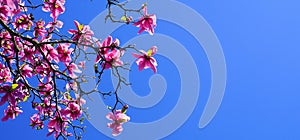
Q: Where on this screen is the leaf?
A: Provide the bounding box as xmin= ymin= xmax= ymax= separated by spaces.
xmin=78 ymin=24 xmax=84 ymax=31
xmin=147 ymin=49 xmax=153 ymax=56
xmin=120 ymin=16 xmax=127 ymax=21
xmin=23 ymin=95 xmax=29 ymax=102
xmin=11 ymin=84 xmax=19 ymax=90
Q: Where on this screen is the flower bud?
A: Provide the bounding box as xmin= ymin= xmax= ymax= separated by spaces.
xmin=121 ymin=105 xmax=129 ymax=114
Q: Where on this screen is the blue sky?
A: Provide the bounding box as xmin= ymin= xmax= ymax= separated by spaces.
xmin=1 ymin=0 xmax=300 ymax=139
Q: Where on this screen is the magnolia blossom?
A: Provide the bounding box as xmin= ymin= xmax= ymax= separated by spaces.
xmin=61 ymin=102 xmax=82 ymax=121
xmin=45 ymin=20 xmax=63 ymax=33
xmin=35 ymin=97 xmax=57 ymax=117
xmin=66 ymin=63 xmax=82 ymax=79
xmin=13 ymin=14 xmax=33 ymax=30
xmin=106 ymin=110 xmax=130 ymax=136
xmin=47 ymin=113 xmax=70 ymax=138
xmin=56 ymin=43 xmax=73 ymax=65
xmin=0 ymin=5 xmax=11 ymax=21
xmin=0 ymin=63 xmax=12 ymax=83
xmin=30 ymin=113 xmax=44 ymax=129
xmin=68 ymin=20 xmax=94 ymax=46
xmin=0 ymin=0 xmax=19 ymax=10
xmin=133 ymin=6 xmax=157 ymax=35
xmin=95 ymin=36 xmax=120 ymax=63
xmin=21 ymin=64 xmax=33 ymax=78
xmin=40 ymin=39 xmax=60 ymax=63
xmin=42 ymin=0 xmax=65 ymax=21
xmin=0 ymin=83 xmax=26 ymax=106
xmin=21 ymin=44 xmax=36 ymax=63
xmin=1 ymin=105 xmax=22 ymax=122
xmin=95 ymin=36 xmax=124 ymax=69
xmin=102 ymin=49 xmax=123 ymax=69
xmin=33 ymin=20 xmax=47 ymax=38
xmin=132 ymin=46 xmax=158 ymax=73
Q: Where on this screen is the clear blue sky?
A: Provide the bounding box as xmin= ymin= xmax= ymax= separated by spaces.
xmin=1 ymin=0 xmax=300 ymax=139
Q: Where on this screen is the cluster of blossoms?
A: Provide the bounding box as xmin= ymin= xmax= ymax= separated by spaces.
xmin=0 ymin=0 xmax=158 ymax=139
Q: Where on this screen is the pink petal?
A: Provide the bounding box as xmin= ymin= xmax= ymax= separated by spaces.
xmin=73 ymin=20 xmax=80 ymax=30
xmin=106 ymin=112 xmax=115 ymax=121
xmin=132 ymin=53 xmax=142 ymax=58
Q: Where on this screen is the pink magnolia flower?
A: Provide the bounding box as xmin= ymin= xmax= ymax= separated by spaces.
xmin=47 ymin=113 xmax=70 ymax=138
xmin=0 ymin=5 xmax=11 ymax=21
xmin=1 ymin=105 xmax=22 ymax=122
xmin=35 ymin=62 xmax=51 ymax=78
xmin=95 ymin=36 xmax=120 ymax=63
xmin=65 ymin=63 xmax=82 ymax=79
xmin=133 ymin=6 xmax=157 ymax=35
xmin=33 ymin=20 xmax=47 ymax=38
xmin=20 ymin=43 xmax=36 ymax=63
xmin=20 ymin=64 xmax=33 ymax=78
xmin=95 ymin=36 xmax=124 ymax=69
xmin=106 ymin=110 xmax=130 ymax=136
xmin=30 ymin=113 xmax=44 ymax=129
xmin=132 ymin=46 xmax=158 ymax=73
xmin=13 ymin=14 xmax=33 ymax=30
xmin=61 ymin=102 xmax=82 ymax=121
xmin=0 ymin=0 xmax=19 ymax=10
xmin=0 ymin=63 xmax=12 ymax=83
xmin=102 ymin=49 xmax=123 ymax=69
xmin=56 ymin=43 xmax=73 ymax=65
xmin=0 ymin=83 xmax=26 ymax=106
xmin=35 ymin=97 xmax=57 ymax=117
xmin=68 ymin=20 xmax=94 ymax=46
xmin=66 ymin=81 xmax=77 ymax=91
xmin=42 ymin=0 xmax=65 ymax=21
xmin=38 ymin=82 xmax=53 ymax=95
xmin=41 ymin=42 xmax=59 ymax=63
xmin=45 ymin=20 xmax=63 ymax=34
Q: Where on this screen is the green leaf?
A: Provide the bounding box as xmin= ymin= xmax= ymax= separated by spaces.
xmin=120 ymin=16 xmax=127 ymax=21
xmin=78 ymin=24 xmax=84 ymax=31
xmin=11 ymin=84 xmax=18 ymax=90
xmin=147 ymin=49 xmax=153 ymax=56
xmin=23 ymin=95 xmax=29 ymax=102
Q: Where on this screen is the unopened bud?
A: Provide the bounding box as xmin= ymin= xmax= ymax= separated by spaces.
xmin=121 ymin=105 xmax=129 ymax=114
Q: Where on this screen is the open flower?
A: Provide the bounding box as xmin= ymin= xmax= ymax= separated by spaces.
xmin=102 ymin=49 xmax=123 ymax=69
xmin=133 ymin=6 xmax=157 ymax=35
xmin=33 ymin=20 xmax=47 ymax=38
xmin=56 ymin=43 xmax=73 ymax=65
xmin=0 ymin=0 xmax=19 ymax=10
xmin=68 ymin=20 xmax=94 ymax=46
xmin=1 ymin=105 xmax=22 ymax=122
xmin=42 ymin=0 xmax=65 ymax=21
xmin=95 ymin=36 xmax=120 ymax=63
xmin=0 ymin=5 xmax=11 ymax=21
xmin=106 ymin=110 xmax=130 ymax=136
xmin=0 ymin=63 xmax=12 ymax=83
xmin=65 ymin=63 xmax=82 ymax=79
xmin=30 ymin=113 xmax=44 ymax=129
xmin=132 ymin=46 xmax=158 ymax=73
xmin=13 ymin=14 xmax=33 ymax=30
xmin=46 ymin=113 xmax=70 ymax=138
xmin=61 ymin=102 xmax=82 ymax=121
xmin=0 ymin=83 xmax=26 ymax=106
xmin=20 ymin=64 xmax=33 ymax=78
xmin=95 ymin=36 xmax=124 ymax=69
